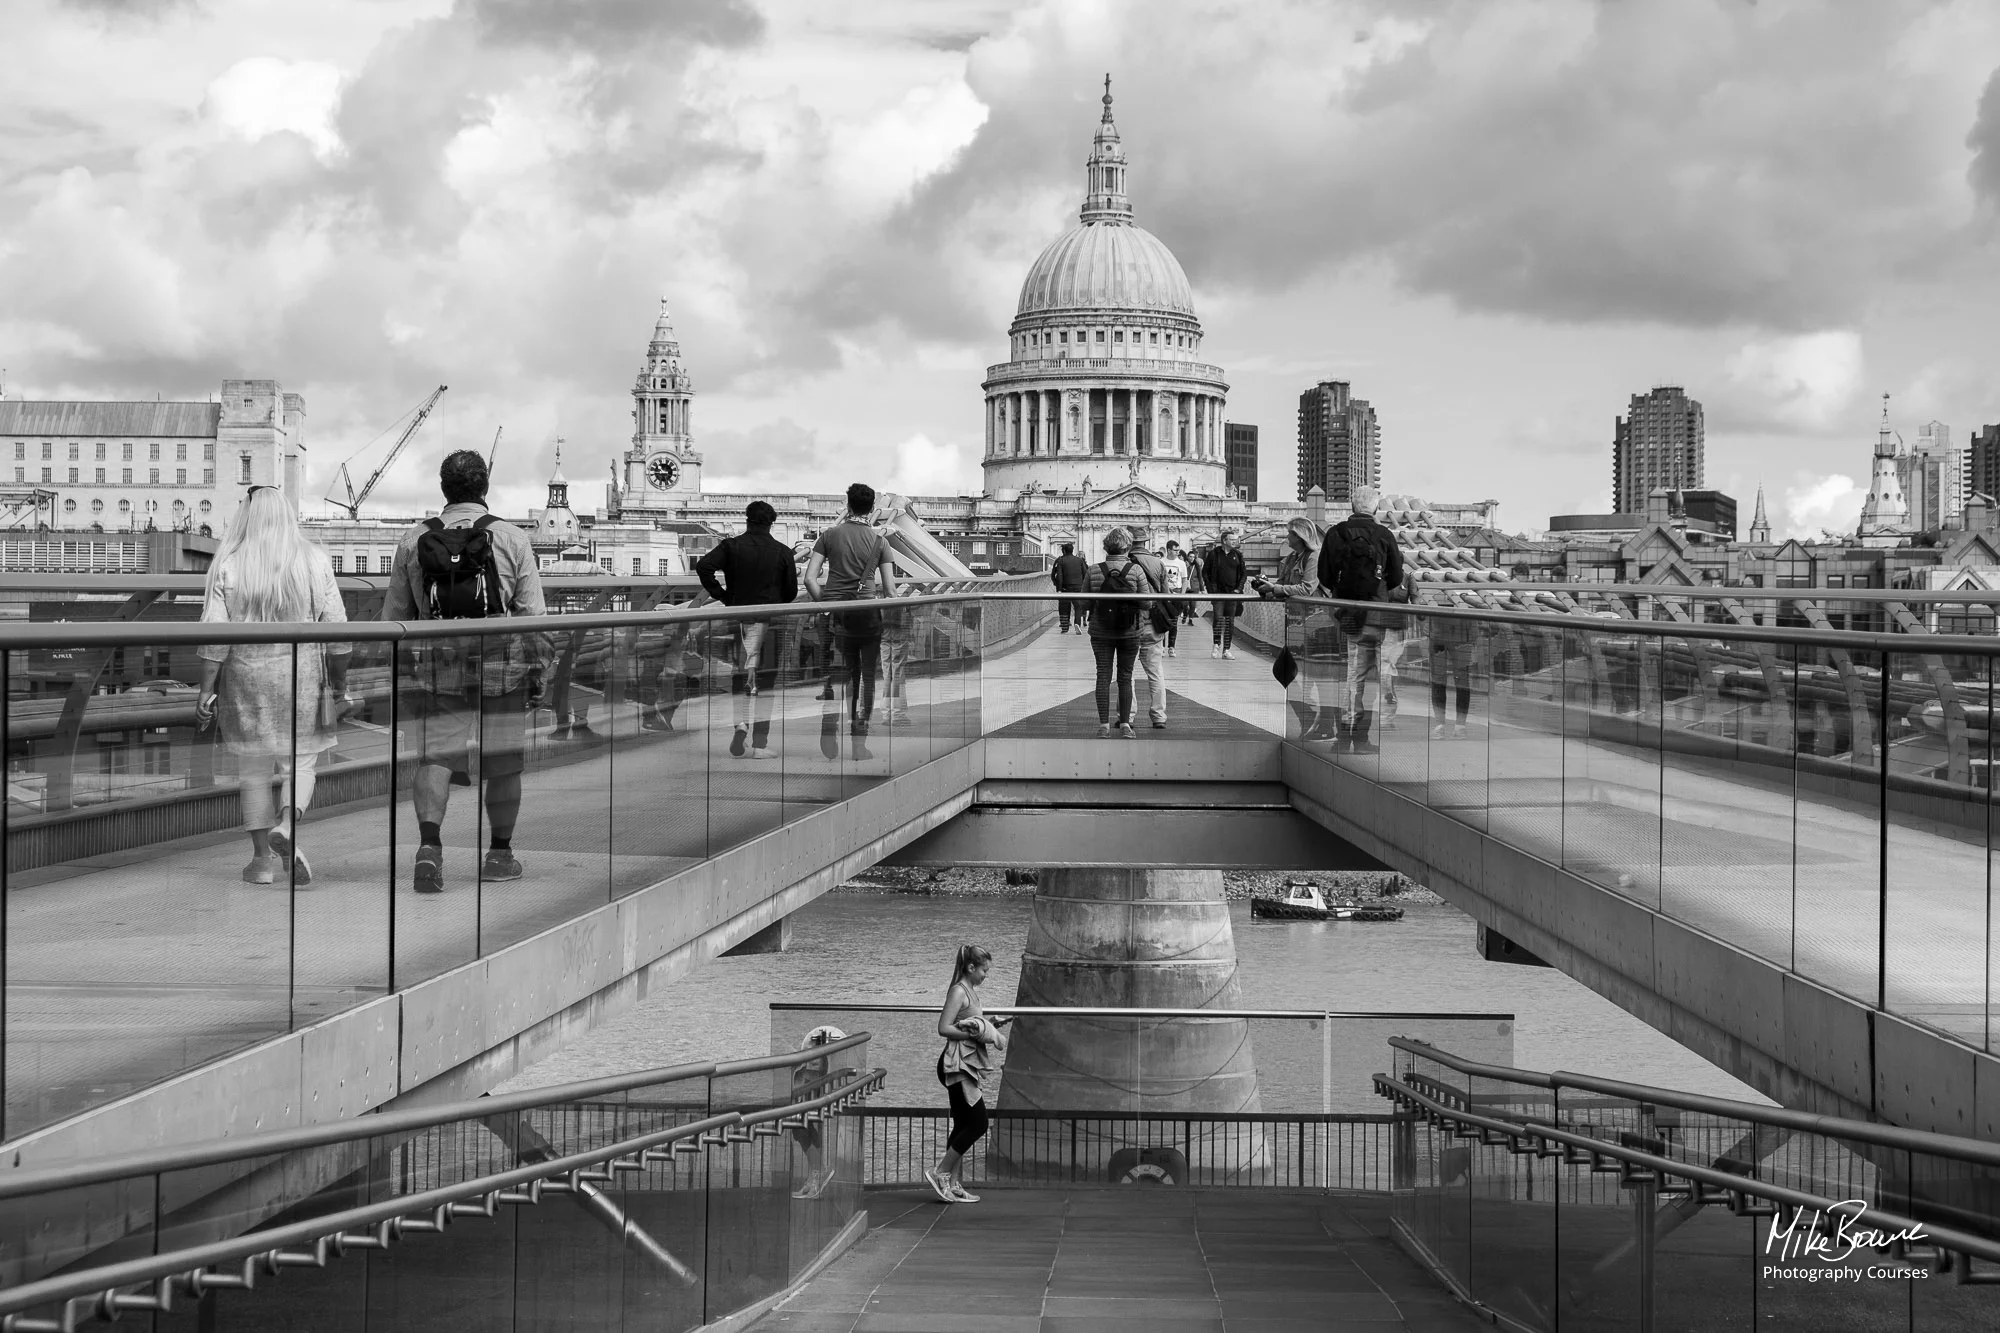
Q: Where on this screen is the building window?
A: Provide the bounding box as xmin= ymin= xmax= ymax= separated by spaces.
xmin=40 ymin=467 xmax=50 ymax=483
xmin=239 ymin=456 xmax=252 ymax=483
xmin=95 ymin=443 xmax=105 ymax=461
xmin=41 ymin=443 xmax=51 ymax=460
xmin=91 ymin=499 xmax=103 ymax=513
xmin=63 ymin=499 xmax=76 ymax=513
xmin=122 ymin=442 xmax=133 ymax=461
xmin=330 ymin=556 xmax=343 ymax=573
xmin=175 ymin=443 xmax=187 ymax=461
xmin=175 ymin=468 xmax=186 ymax=485
xmin=972 ymin=541 xmax=987 ymax=555
xmin=94 ymin=467 xmax=104 ymax=483
xmin=203 ymin=469 xmax=213 ymax=484
xmin=631 ymin=557 xmax=643 ymax=575
xmin=1096 ymin=330 xmax=1105 ymax=343
xmin=118 ymin=499 xmax=130 ymax=513
xmin=1826 ymin=575 xmax=1845 ymax=588
xmin=11 ymin=468 xmax=19 ymax=483
xmin=149 ymin=443 xmax=160 ymax=461
xmin=148 ymin=468 xmax=159 ymax=484
xmin=657 ymin=559 xmax=671 ymax=576
xmin=599 ymin=557 xmax=613 ymax=572
xmin=122 ymin=468 xmax=132 ymax=483
xmin=67 ymin=443 xmax=79 ymax=461
xmin=1150 ymin=331 xmax=1158 ymax=344
xmin=1059 ymin=332 xmax=1068 ymax=344
xmin=199 ymin=499 xmax=211 ymax=513
xmin=11 ymin=443 xmax=19 ymax=460
xmin=203 ymin=442 xmax=214 ymax=461
xmin=67 ymin=467 xmax=77 ymax=483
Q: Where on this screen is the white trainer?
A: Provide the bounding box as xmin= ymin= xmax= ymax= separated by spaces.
xmin=923 ymin=1167 xmax=956 ymax=1202
xmin=1431 ymin=723 xmax=1448 ymax=741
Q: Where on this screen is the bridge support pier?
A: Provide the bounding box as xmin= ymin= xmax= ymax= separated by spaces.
xmin=723 ymin=915 xmax=793 ymax=956
xmin=997 ymin=868 xmax=1265 ymax=1182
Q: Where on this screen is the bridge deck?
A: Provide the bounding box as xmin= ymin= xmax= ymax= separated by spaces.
xmin=750 ymin=1187 xmax=1483 ymax=1333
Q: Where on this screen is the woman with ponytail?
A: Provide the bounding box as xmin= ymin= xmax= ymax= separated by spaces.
xmin=196 ymin=486 xmax=351 ymax=885
xmin=926 ymin=943 xmax=1009 ymax=1203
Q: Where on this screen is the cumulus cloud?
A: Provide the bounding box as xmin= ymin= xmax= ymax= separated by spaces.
xmin=1784 ymin=473 xmax=1862 ymax=540
xmin=1721 ymin=331 xmax=1864 ymax=432
xmin=204 ymin=57 xmax=344 ymax=159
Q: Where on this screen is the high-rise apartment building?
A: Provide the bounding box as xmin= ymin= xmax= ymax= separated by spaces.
xmin=1899 ymin=421 xmax=1963 ymax=531
xmin=1296 ymin=381 xmax=1378 ymax=505
xmin=1971 ymin=424 xmax=2000 ymax=506
xmin=1612 ymin=386 xmax=1704 ymax=514
xmin=1224 ymin=422 xmax=1258 ymax=501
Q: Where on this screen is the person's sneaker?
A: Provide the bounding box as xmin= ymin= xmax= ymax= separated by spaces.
xmin=638 ymin=709 xmax=670 ymax=732
xmin=1431 ymin=723 xmax=1448 ymax=741
xmin=749 ymin=746 xmax=779 ymax=760
xmin=1350 ymin=738 xmax=1379 ymax=755
xmin=1222 ymin=649 xmax=1236 ymax=660
xmin=268 ymin=818 xmax=310 ymax=884
xmin=482 ymin=849 xmax=525 ymax=882
xmin=729 ymin=727 xmax=748 ymax=757
xmin=923 ymin=1167 xmax=956 ymax=1202
xmin=242 ymin=855 xmax=279 ymax=885
xmin=1095 ymin=723 xmax=1111 ymax=739
xmin=414 ymin=844 xmax=444 ymax=894
xmin=1151 ymin=717 xmax=1167 ymax=729
xmin=1211 ymin=646 xmax=1222 ymax=658
xmin=1117 ymin=722 xmax=1136 ymax=739
xmin=948 ymin=1182 xmax=980 ymax=1203
xmin=1453 ymin=723 xmax=1468 ymax=740
xmin=792 ymin=1170 xmax=824 ymax=1200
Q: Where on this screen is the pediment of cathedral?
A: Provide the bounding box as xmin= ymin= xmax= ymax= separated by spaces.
xmin=1076 ymin=483 xmax=1195 ymax=517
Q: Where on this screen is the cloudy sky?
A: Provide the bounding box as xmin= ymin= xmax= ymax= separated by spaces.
xmin=3 ymin=0 xmax=1998 ymax=538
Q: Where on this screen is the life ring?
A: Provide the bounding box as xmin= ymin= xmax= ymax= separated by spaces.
xmin=1107 ymin=1146 xmax=1188 ymax=1186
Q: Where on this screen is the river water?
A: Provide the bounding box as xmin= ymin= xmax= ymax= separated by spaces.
xmin=505 ymin=889 xmax=1767 ymax=1108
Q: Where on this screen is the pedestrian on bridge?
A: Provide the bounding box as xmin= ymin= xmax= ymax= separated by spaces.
xmin=382 ymin=450 xmax=551 ymax=892
xmin=1256 ymin=517 xmax=1343 ymax=742
xmin=1084 ymin=527 xmax=1168 ymax=736
xmin=1318 ymin=486 xmax=1405 ymax=754
xmin=197 ymin=485 xmax=353 ymax=886
xmin=928 ymin=944 xmax=1009 ymax=1204
xmin=1203 ymin=528 xmax=1248 ymax=658
xmin=805 ymin=483 xmax=899 ymax=758
xmin=1051 ymin=541 xmax=1089 ymax=634
xmin=695 ymin=500 xmax=797 ymax=761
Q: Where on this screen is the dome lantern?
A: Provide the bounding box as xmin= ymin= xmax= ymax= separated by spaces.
xmin=1080 ymin=73 xmax=1131 ymax=226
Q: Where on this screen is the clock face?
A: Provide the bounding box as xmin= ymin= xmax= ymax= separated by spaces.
xmin=647 ymin=454 xmax=681 ymax=490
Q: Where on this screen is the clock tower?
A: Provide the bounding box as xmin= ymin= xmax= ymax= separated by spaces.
xmin=620 ymin=297 xmax=701 ymax=508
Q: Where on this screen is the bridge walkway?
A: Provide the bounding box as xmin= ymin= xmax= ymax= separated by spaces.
xmin=748 ymin=1187 xmax=1483 ymax=1333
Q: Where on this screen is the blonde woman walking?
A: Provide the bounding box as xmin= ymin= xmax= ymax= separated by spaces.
xmin=197 ymin=486 xmax=351 ymax=885
xmin=926 ymin=944 xmax=1009 ymax=1203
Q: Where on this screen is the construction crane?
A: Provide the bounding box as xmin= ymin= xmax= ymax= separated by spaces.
xmin=487 ymin=426 xmax=503 ymax=470
xmin=324 ymin=385 xmax=448 ymax=520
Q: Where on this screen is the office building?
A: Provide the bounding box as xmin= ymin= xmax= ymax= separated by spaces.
xmin=1899 ymin=420 xmax=1963 ymax=531
xmin=1973 ymin=424 xmax=2000 ymax=505
xmin=1224 ymin=422 xmax=1258 ymax=501
xmin=1296 ymin=381 xmax=1378 ymax=505
xmin=1612 ymin=386 xmax=1704 ymax=514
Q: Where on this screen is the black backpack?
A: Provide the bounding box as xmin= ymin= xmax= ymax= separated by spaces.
xmin=1319 ymin=520 xmax=1383 ymax=603
xmin=1095 ymin=558 xmax=1149 ymax=636
xmin=416 ymin=514 xmax=504 ymax=619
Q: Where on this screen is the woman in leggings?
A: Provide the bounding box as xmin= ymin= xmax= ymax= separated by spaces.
xmin=927 ymin=944 xmax=1009 ymax=1203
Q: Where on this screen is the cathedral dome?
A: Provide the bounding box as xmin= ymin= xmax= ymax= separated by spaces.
xmin=1016 ymin=223 xmax=1196 ymax=319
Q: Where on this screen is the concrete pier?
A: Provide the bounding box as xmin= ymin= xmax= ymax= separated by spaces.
xmin=997 ymin=868 xmax=1264 ymax=1180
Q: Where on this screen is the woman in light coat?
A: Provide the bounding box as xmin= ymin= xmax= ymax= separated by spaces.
xmin=197 ymin=486 xmax=351 ymax=885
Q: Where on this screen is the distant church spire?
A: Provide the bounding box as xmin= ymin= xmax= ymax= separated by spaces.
xmin=1749 ymin=483 xmax=1770 ymax=543
xmin=1079 ymin=73 xmax=1132 ymax=226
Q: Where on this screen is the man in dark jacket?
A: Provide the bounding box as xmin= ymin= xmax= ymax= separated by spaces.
xmin=1316 ymin=486 xmax=1405 ymax=754
xmin=695 ymin=500 xmax=798 ymax=759
xmin=1202 ymin=530 xmax=1248 ymax=658
xmin=1051 ymin=542 xmax=1089 ymax=634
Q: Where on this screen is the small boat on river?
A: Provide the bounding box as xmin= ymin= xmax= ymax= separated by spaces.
xmin=1250 ymin=881 xmax=1404 ymax=922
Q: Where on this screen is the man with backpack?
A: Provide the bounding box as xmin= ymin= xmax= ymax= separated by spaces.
xmin=1050 ymin=541 xmax=1089 ymax=634
xmin=804 ymin=482 xmax=899 ymax=755
xmin=695 ymin=500 xmax=798 ymax=760
xmin=1083 ymin=527 xmax=1170 ymax=736
xmin=1315 ymin=486 xmax=1405 ymax=754
xmin=382 ymin=450 xmax=551 ymax=892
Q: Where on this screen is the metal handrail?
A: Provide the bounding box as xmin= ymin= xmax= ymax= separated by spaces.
xmin=1284 ymin=592 xmax=2000 ymax=656
xmin=1374 ymin=1072 xmax=2000 ymax=1272
xmin=1424 ymin=580 xmax=2000 ymax=607
xmin=773 ymin=1003 xmax=1515 ymax=1020
xmin=1387 ymin=1038 xmax=2000 ymax=1170
xmin=0 ymin=1032 xmax=872 ymax=1203
xmin=0 ymin=1066 xmax=887 ymax=1328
